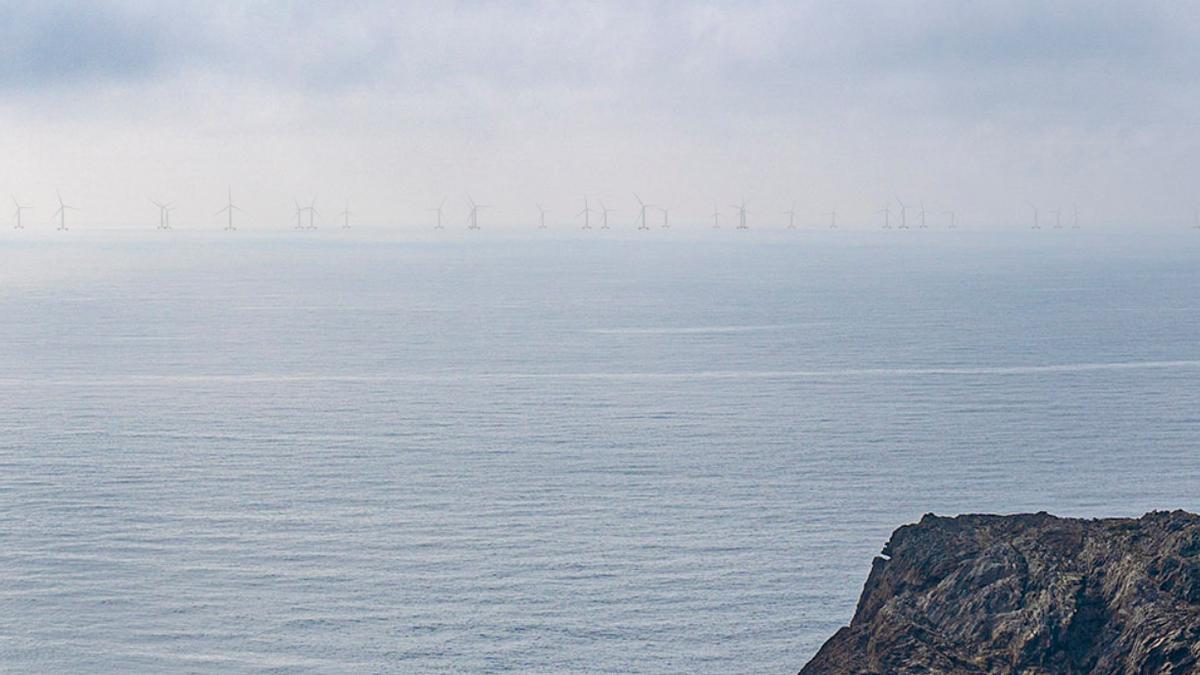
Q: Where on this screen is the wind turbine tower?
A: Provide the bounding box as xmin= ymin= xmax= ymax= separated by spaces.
xmin=11 ymin=196 xmax=31 ymax=230
xmin=150 ymin=199 xmax=171 ymax=230
xmin=577 ymin=197 xmax=596 ymax=230
xmin=536 ymin=204 xmax=548 ymax=229
xmin=1072 ymin=204 xmax=1080 ymax=229
xmin=430 ymin=198 xmax=446 ymax=230
xmin=830 ymin=208 xmax=838 ymax=229
xmin=466 ymin=195 xmax=488 ymax=230
xmin=918 ymin=202 xmax=927 ymax=228
xmin=896 ymin=198 xmax=909 ymax=229
xmin=1029 ymin=203 xmax=1041 ymax=229
xmin=878 ymin=204 xmax=892 ymax=229
xmin=659 ymin=206 xmax=670 ymax=229
xmin=339 ymin=200 xmax=351 ymax=229
xmin=599 ymin=203 xmax=615 ymax=229
xmin=784 ymin=202 xmax=797 ymax=229
xmin=944 ymin=210 xmax=957 ymax=229
xmin=711 ymin=206 xmax=721 ymax=229
xmin=304 ymin=197 xmax=319 ymax=230
xmin=1053 ymin=208 xmax=1063 ymax=229
xmin=634 ymin=194 xmax=656 ymax=231
xmin=217 ymin=188 xmax=241 ymax=231
xmin=732 ymin=200 xmax=749 ymax=230
xmin=52 ymin=192 xmax=77 ymax=231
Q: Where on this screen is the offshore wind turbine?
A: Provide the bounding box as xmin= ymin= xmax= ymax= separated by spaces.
xmin=150 ymin=199 xmax=172 ymax=230
xmin=217 ymin=187 xmax=241 ymax=231
xmin=1029 ymin=203 xmax=1041 ymax=229
xmin=943 ymin=210 xmax=957 ymax=229
xmin=658 ymin=206 xmax=670 ymax=229
xmin=577 ymin=197 xmax=596 ymax=230
xmin=536 ymin=204 xmax=548 ymax=229
xmin=634 ymin=194 xmax=656 ymax=231
xmin=783 ymin=202 xmax=797 ymax=229
xmin=1072 ymin=204 xmax=1080 ymax=229
xmin=731 ymin=199 xmax=749 ymax=230
xmin=11 ymin=196 xmax=32 ymax=230
xmin=466 ymin=194 xmax=488 ymax=230
xmin=51 ymin=192 xmax=77 ymax=231
xmin=917 ymin=202 xmax=927 ymax=228
xmin=304 ymin=197 xmax=319 ymax=230
xmin=429 ymin=198 xmax=446 ymax=230
xmin=599 ymin=202 xmax=615 ymax=229
xmin=1053 ymin=208 xmax=1063 ymax=229
xmin=896 ymin=198 xmax=909 ymax=229
xmin=294 ymin=200 xmax=305 ymax=230
xmin=829 ymin=208 xmax=838 ymax=229
xmin=878 ymin=204 xmax=892 ymax=229
xmin=711 ymin=205 xmax=721 ymax=229
xmin=339 ymin=199 xmax=351 ymax=229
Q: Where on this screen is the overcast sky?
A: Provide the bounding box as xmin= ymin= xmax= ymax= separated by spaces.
xmin=2 ymin=1 xmax=1197 ymax=229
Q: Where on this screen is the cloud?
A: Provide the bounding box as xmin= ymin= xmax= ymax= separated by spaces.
xmin=0 ymin=1 xmax=181 ymax=87
xmin=3 ymin=0 xmax=1196 ymax=127
xmin=1 ymin=1 xmax=1198 ymax=228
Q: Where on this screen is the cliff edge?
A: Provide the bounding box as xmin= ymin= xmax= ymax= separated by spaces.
xmin=801 ymin=511 xmax=1200 ymax=674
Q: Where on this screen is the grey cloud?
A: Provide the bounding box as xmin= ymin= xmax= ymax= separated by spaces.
xmin=0 ymin=2 xmax=186 ymax=87
xmin=2 ymin=0 xmax=1198 ymax=131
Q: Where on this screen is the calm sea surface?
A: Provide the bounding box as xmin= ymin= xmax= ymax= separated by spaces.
xmin=1 ymin=230 xmax=1198 ymax=672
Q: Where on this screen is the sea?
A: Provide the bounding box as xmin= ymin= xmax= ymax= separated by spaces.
xmin=1 ymin=228 xmax=1198 ymax=672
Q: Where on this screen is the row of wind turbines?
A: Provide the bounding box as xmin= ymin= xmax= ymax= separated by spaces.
xmin=8 ymin=190 xmax=351 ymax=232
xmin=22 ymin=190 xmax=1194 ymax=232
xmin=538 ymin=196 xmax=751 ymax=231
xmin=10 ymin=191 xmax=762 ymax=232
xmin=11 ymin=192 xmax=76 ymax=231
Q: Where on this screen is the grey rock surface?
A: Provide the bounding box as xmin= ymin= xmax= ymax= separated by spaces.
xmin=801 ymin=511 xmax=1200 ymax=674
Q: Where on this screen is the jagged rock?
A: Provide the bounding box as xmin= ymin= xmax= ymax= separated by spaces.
xmin=801 ymin=511 xmax=1200 ymax=674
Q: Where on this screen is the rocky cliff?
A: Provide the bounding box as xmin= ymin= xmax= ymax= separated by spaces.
xmin=801 ymin=511 xmax=1200 ymax=674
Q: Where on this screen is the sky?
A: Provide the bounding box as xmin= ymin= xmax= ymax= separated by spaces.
xmin=1 ymin=0 xmax=1198 ymax=230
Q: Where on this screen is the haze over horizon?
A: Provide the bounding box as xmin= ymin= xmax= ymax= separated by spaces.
xmin=3 ymin=1 xmax=1199 ymax=230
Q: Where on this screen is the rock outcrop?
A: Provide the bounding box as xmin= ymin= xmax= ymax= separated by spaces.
xmin=801 ymin=511 xmax=1200 ymax=674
